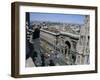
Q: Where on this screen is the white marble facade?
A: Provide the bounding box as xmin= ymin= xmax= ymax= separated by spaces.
xmin=76 ymin=15 xmax=90 ymax=64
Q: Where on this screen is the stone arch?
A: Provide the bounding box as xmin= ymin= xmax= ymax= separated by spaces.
xmin=64 ymin=41 xmax=71 ymax=56
xmin=63 ymin=37 xmax=73 ymax=58
xmin=64 ymin=37 xmax=72 ymax=50
xmin=65 ymin=41 xmax=71 ymax=49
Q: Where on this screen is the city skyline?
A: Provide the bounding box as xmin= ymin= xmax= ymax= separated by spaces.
xmin=30 ymin=12 xmax=85 ymax=24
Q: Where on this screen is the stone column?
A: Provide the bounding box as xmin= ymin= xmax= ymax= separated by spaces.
xmin=76 ymin=15 xmax=90 ymax=65
xmin=83 ymin=15 xmax=90 ymax=64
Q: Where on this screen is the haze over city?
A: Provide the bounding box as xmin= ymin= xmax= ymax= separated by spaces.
xmin=30 ymin=12 xmax=85 ymax=24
